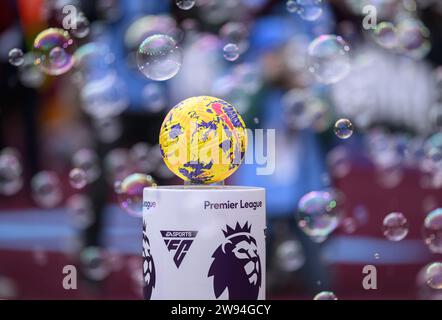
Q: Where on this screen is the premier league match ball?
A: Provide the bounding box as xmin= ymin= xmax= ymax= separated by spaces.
xmin=159 ymin=96 xmax=248 ymax=184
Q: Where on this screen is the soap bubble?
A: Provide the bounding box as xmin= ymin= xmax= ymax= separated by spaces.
xmin=296 ymin=191 xmax=340 ymax=239
xmin=104 ymin=148 xmax=132 ymax=183
xmin=220 ymin=22 xmax=249 ymax=54
xmin=142 ymin=82 xmax=167 ymax=112
xmin=0 ymin=151 xmax=23 ymax=196
xmin=80 ymin=75 xmax=129 ymax=119
xmin=93 ymin=117 xmax=122 ymax=144
xmin=69 ymin=168 xmax=88 ymax=189
xmin=382 ymin=212 xmax=409 ymax=241
xmin=287 ymin=0 xmax=323 ymax=21
xmin=130 ymin=143 xmax=155 ymax=173
xmin=397 ymin=19 xmax=431 ymax=59
xmin=31 ymin=171 xmax=63 ymax=208
xmin=275 ymin=240 xmax=305 ymax=272
xmin=424 ymin=262 xmax=442 ymax=290
xmin=341 ymin=217 xmax=357 ymax=234
xmin=176 ymin=0 xmax=195 ymax=10
xmin=137 ymin=34 xmax=182 ymax=81
xmin=424 ymin=208 xmax=442 ymax=254
xmin=18 ymin=53 xmax=45 ymax=88
xmin=424 ymin=132 xmax=442 ymax=164
xmin=307 ymin=34 xmax=351 ymax=84
xmin=118 ymin=173 xmax=156 ymax=217
xmin=314 ymin=291 xmax=338 ymax=300
xmin=80 ymin=247 xmax=110 ymax=281
xmin=8 ymin=48 xmax=24 ymax=66
xmin=373 ymin=22 xmax=398 ymax=49
xmin=33 ymin=28 xmax=75 ymax=76
xmin=66 ymin=194 xmax=95 ymax=229
xmin=334 ymin=118 xmax=354 ymax=139
xmin=223 ymin=43 xmax=240 ymax=62
xmin=70 ymin=13 xmax=90 ymax=39
xmin=72 ymin=149 xmax=101 ymax=183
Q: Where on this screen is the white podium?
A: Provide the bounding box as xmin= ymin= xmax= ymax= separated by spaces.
xmin=142 ymin=186 xmax=266 ymax=300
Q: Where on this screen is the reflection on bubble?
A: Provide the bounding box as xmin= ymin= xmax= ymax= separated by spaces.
xmin=424 ymin=208 xmax=442 ymax=254
xmin=0 ymin=151 xmax=23 ymax=196
xmin=307 ymin=34 xmax=351 ymax=84
xmin=69 ymin=168 xmax=88 ymax=189
xmin=118 ymin=173 xmax=156 ymax=217
xmin=425 ymin=262 xmax=442 ymax=290
xmin=334 ymin=118 xmax=353 ymax=139
xmin=276 ymin=240 xmax=305 ymax=272
xmin=31 ymin=171 xmax=63 ymax=208
xmin=33 ymin=28 xmax=75 ymax=76
xmin=223 ymin=43 xmax=240 ymax=62
xmin=72 ymin=149 xmax=101 ymax=183
xmin=296 ymin=191 xmax=339 ymax=240
xmin=137 ymin=34 xmax=182 ymax=81
xmin=382 ymin=212 xmax=409 ymax=241
xmin=80 ymin=247 xmax=110 ymax=281
xmin=176 ymin=0 xmax=195 ymax=10
xmin=66 ymin=194 xmax=95 ymax=229
xmin=314 ymin=291 xmax=337 ymax=300
xmin=373 ymin=22 xmax=398 ymax=49
xmin=8 ymin=48 xmax=24 ymax=66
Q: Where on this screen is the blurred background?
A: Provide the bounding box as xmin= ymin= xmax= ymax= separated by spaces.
xmin=1 ymin=0 xmax=442 ymax=300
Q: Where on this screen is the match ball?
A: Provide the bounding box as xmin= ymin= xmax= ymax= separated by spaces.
xmin=159 ymin=96 xmax=247 ymax=184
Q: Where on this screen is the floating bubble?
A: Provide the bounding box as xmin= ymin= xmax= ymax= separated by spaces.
xmin=341 ymin=217 xmax=357 ymax=234
xmin=374 ymin=253 xmax=380 ymax=260
xmin=424 ymin=262 xmax=442 ymax=290
xmin=296 ymin=191 xmax=340 ymax=239
xmin=382 ymin=212 xmax=409 ymax=241
xmin=105 ymin=148 xmax=132 ymax=183
xmin=424 ymin=208 xmax=442 ymax=254
xmin=81 ymin=75 xmax=129 ymax=119
xmin=307 ymin=34 xmax=351 ymax=85
xmin=80 ymin=247 xmax=110 ymax=281
xmin=130 ymin=143 xmax=154 ymax=173
xmin=118 ymin=173 xmax=156 ymax=217
xmin=70 ymin=13 xmax=90 ymax=39
xmin=0 ymin=277 xmax=18 ymax=299
xmin=33 ymin=28 xmax=75 ymax=76
xmin=223 ymin=43 xmax=240 ymax=62
xmin=0 ymin=151 xmax=23 ymax=196
xmin=176 ymin=0 xmax=195 ymax=10
xmin=8 ymin=48 xmax=24 ymax=67
xmin=373 ymin=22 xmax=398 ymax=49
xmin=327 ymin=146 xmax=351 ymax=178
xmin=220 ymin=22 xmax=249 ymax=54
xmin=396 ymin=19 xmax=431 ymax=59
xmin=69 ymin=168 xmax=88 ymax=189
xmin=31 ymin=171 xmax=63 ymax=208
xmin=287 ymin=0 xmax=323 ymax=20
xmin=72 ymin=149 xmax=101 ymax=183
xmin=275 ymin=240 xmax=306 ymax=272
xmin=334 ymin=118 xmax=353 ymax=139
xmin=142 ymin=82 xmax=167 ymax=112
xmin=93 ymin=117 xmax=122 ymax=144
xmin=66 ymin=194 xmax=95 ymax=229
xmin=18 ymin=53 xmax=45 ymax=88
xmin=424 ymin=132 xmax=442 ymax=164
xmin=282 ymin=89 xmax=331 ymax=132
xmin=137 ymin=34 xmax=182 ymax=81
xmin=314 ymin=291 xmax=337 ymax=300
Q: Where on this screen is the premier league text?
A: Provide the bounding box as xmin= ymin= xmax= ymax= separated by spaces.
xmin=204 ymin=200 xmax=263 ymax=211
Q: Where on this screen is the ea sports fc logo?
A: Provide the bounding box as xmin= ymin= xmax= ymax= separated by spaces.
xmin=208 ymin=222 xmax=262 ymax=300
xmin=161 ymin=230 xmax=198 ymax=268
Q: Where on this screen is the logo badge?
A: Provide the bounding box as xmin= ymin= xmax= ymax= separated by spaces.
xmin=161 ymin=230 xmax=198 ymax=268
xmin=142 ymin=221 xmax=156 ymax=299
xmin=208 ymin=222 xmax=262 ymax=300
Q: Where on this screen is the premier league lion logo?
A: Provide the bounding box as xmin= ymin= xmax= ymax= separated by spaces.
xmin=142 ymin=221 xmax=156 ymax=299
xmin=208 ymin=222 xmax=262 ymax=300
